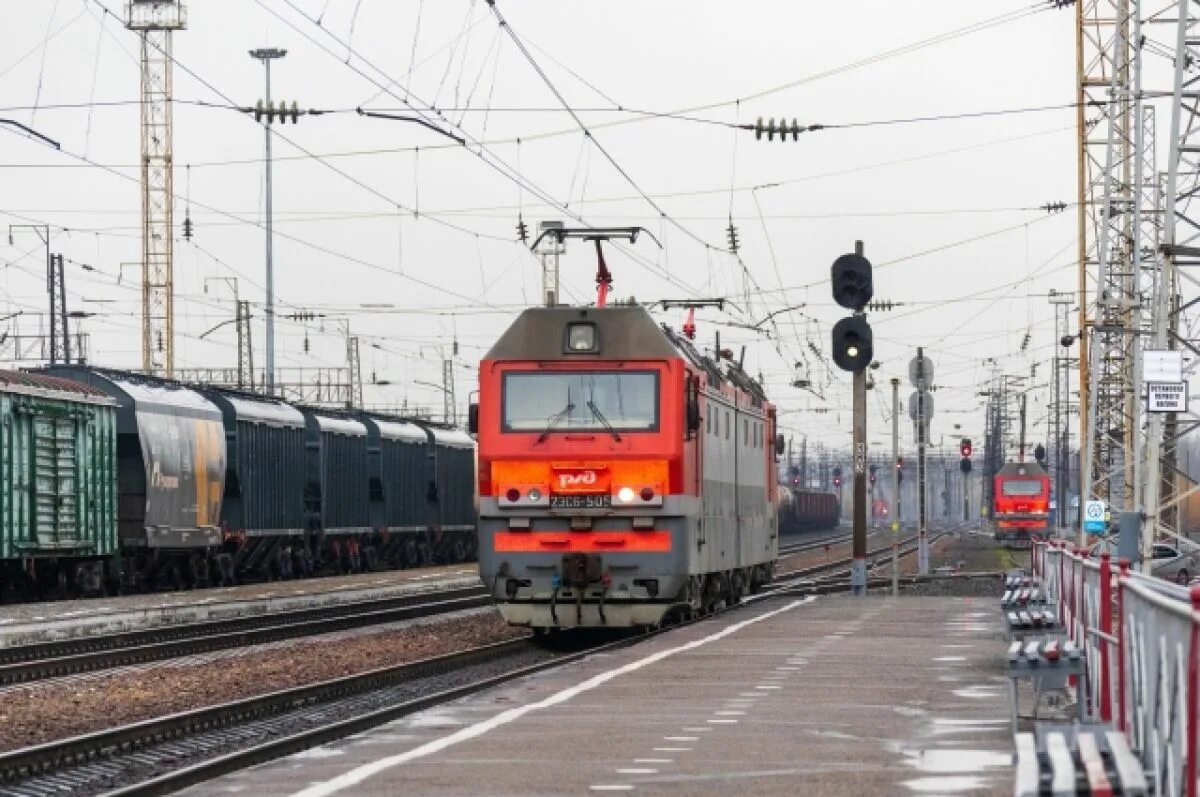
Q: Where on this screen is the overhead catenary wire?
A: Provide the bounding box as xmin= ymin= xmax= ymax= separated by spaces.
xmin=260 ymin=0 xmax=721 ymax=307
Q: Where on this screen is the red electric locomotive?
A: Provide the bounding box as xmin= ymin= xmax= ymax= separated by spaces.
xmin=471 ymin=303 xmax=781 ymax=629
xmin=992 ymin=461 xmax=1051 ymax=547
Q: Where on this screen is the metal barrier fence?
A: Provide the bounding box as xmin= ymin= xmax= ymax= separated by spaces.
xmin=1031 ymin=539 xmax=1200 ymax=797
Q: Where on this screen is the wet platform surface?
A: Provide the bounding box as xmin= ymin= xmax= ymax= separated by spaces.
xmin=183 ymin=593 xmax=1014 ymax=797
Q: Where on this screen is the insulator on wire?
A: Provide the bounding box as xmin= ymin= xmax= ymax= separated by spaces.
xmin=754 ymin=116 xmax=802 ymax=142
xmin=516 ymin=215 xmax=529 ymax=243
xmin=726 ymin=219 xmax=740 ymax=253
xmin=182 ymin=216 xmax=193 ymax=240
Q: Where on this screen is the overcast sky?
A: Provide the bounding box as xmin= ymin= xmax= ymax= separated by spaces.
xmin=0 ymin=1 xmax=1104 ymax=454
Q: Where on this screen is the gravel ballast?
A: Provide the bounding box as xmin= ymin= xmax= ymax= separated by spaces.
xmin=0 ymin=610 xmax=526 ymax=751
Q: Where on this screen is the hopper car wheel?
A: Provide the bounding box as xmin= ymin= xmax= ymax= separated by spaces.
xmin=171 ymin=564 xmax=186 ymax=592
xmin=402 ymin=539 xmax=419 ymax=568
xmin=451 ymin=538 xmax=467 ymax=563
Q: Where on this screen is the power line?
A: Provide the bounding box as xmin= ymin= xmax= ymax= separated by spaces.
xmin=262 ymin=0 xmax=720 ymax=306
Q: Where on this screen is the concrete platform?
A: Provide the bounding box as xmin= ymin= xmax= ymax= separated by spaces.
xmin=183 ymin=594 xmax=1014 ymax=796
xmin=0 ymin=567 xmax=481 ymax=646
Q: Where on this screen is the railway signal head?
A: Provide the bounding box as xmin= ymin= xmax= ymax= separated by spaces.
xmin=960 ymin=457 xmax=972 ymax=474
xmin=830 ymin=252 xmax=874 ymax=311
xmin=869 ymin=464 xmax=877 ymax=484
xmin=831 ymin=315 xmax=874 ymax=373
xmin=896 ymin=456 xmax=904 ymax=482
xmin=960 ymin=438 xmax=972 ymax=458
xmin=1034 ymin=444 xmax=1047 ymax=465
xmin=832 ymin=466 xmax=843 ymax=488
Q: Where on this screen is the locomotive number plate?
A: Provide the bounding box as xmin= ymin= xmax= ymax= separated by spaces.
xmin=550 ymin=493 xmax=611 ymax=509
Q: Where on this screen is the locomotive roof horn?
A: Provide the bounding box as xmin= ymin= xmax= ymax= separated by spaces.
xmin=527 ymin=226 xmax=661 ymax=308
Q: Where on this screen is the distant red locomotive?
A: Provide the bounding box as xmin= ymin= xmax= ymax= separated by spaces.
xmin=992 ymin=461 xmax=1051 ymax=547
xmin=471 ymin=304 xmax=780 ymax=629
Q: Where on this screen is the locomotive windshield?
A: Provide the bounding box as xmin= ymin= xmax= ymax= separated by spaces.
xmin=502 ymin=371 xmax=659 ymax=433
xmin=1001 ymin=479 xmax=1044 ymax=496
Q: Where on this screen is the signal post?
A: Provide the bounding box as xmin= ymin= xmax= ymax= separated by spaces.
xmin=830 ymin=241 xmax=874 ymax=596
xmin=891 ymin=377 xmax=900 ymax=596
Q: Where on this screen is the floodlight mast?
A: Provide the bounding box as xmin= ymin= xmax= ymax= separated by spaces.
xmin=527 ymin=226 xmax=661 ymax=308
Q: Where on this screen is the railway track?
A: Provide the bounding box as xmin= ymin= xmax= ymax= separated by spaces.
xmin=776 ymin=524 xmax=899 ymax=559
xmin=0 ymin=633 xmax=634 ymax=797
xmin=0 ymin=527 xmax=923 ymax=690
xmin=0 ymin=528 xmax=903 ymax=690
xmin=775 ymin=529 xmax=950 ymax=584
xmin=0 ymin=525 xmax=977 ymax=797
xmin=0 ymin=585 xmax=491 ymax=688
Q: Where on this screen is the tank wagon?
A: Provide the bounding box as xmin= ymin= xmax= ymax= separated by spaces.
xmin=777 ymin=486 xmax=840 ymax=534
xmin=472 ymin=305 xmax=781 ymax=629
xmin=0 ymin=366 xmax=477 ymax=599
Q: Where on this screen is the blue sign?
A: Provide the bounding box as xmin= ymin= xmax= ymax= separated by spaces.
xmin=1083 ymin=500 xmax=1107 ymax=534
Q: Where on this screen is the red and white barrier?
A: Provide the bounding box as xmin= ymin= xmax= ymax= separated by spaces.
xmin=1031 ymin=539 xmax=1200 ymax=797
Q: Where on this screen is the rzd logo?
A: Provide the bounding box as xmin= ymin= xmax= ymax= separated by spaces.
xmin=558 ymin=471 xmax=598 ymax=489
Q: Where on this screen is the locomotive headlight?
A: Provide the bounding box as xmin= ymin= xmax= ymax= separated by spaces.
xmin=565 ymin=322 xmax=598 ymax=353
xmin=527 ymin=487 xmax=542 ymax=502
xmin=617 ymin=486 xmax=636 ymax=503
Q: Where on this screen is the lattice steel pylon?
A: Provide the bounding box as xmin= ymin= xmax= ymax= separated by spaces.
xmin=1078 ymin=0 xmax=1140 ymax=536
xmin=442 ymin=358 xmax=456 ymax=427
xmin=235 ymin=299 xmax=254 ymax=390
xmin=126 ymin=1 xmax=186 ymax=377
xmin=347 ymin=336 xmax=363 ymax=409
xmin=1141 ymin=0 xmax=1200 ymax=567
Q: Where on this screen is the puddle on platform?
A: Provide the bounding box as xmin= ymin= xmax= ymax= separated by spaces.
xmin=406 ymin=712 xmax=465 ymax=728
xmin=953 ymin=685 xmax=1002 ymax=699
xmin=904 ymin=775 xmax=989 ymax=793
xmin=929 ymin=718 xmax=1010 ymax=737
xmin=893 ymin=705 xmax=927 ymax=718
xmin=289 ymin=746 xmax=346 ymax=761
xmin=905 ymin=748 xmax=1011 ymax=774
xmin=933 ymin=656 xmax=967 ymax=663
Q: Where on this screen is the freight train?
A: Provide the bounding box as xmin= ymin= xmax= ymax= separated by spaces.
xmin=992 ymin=460 xmax=1051 ymax=548
xmin=473 ymin=303 xmax=782 ymax=629
xmin=0 ymin=367 xmax=475 ymax=600
xmin=777 ymin=486 xmax=840 ymax=534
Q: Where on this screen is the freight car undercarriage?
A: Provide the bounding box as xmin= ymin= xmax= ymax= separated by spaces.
xmin=0 ymin=527 xmax=479 ymax=602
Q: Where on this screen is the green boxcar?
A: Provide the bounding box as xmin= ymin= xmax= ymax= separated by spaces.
xmin=0 ymin=371 xmax=118 ymax=586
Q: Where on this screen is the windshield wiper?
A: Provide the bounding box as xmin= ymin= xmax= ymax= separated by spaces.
xmin=535 ymin=401 xmax=574 ymax=445
xmin=586 ymin=401 xmax=622 ymax=442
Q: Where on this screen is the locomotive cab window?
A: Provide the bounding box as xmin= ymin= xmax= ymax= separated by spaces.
xmin=501 ymin=371 xmax=659 ymax=433
xmin=1000 ymin=479 xmax=1043 ymax=496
